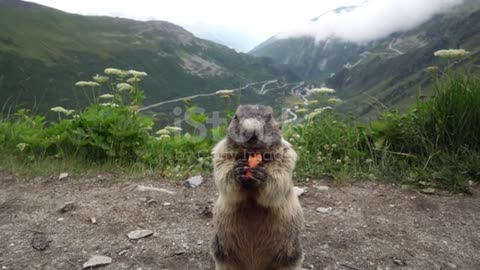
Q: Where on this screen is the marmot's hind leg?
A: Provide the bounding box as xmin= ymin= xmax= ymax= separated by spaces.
xmin=212 ymin=235 xmax=240 ymax=270
xmin=271 ymin=237 xmax=304 ymax=270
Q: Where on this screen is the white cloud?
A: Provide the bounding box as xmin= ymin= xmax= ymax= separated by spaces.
xmin=278 ymin=0 xmax=464 ymax=43
xmin=26 ymin=0 xmax=361 ymax=50
xmin=26 ymin=0 xmax=464 ymax=49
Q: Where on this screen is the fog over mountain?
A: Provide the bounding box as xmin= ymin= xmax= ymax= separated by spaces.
xmin=278 ymin=0 xmax=464 ymax=43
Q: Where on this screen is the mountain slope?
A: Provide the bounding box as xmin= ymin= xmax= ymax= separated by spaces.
xmin=0 ymin=0 xmax=298 ymax=113
xmin=251 ymin=1 xmax=480 ymax=115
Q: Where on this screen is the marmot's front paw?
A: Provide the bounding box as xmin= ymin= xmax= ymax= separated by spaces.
xmin=234 ymin=160 xmax=266 ymax=190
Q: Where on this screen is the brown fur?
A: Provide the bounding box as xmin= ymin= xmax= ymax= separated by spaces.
xmin=211 ymin=105 xmax=304 ymax=270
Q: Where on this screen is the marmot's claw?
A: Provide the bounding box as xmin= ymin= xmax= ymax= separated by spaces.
xmin=234 ymin=159 xmax=249 ymax=183
xmin=234 ymin=166 xmax=249 ymax=175
xmin=250 ymin=166 xmax=267 ymax=181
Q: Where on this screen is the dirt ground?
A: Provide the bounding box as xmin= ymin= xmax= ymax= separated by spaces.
xmin=0 ymin=170 xmax=479 ymax=270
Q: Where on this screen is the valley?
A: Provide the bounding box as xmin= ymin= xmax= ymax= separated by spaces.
xmin=1 ymin=0 xmax=479 ymax=123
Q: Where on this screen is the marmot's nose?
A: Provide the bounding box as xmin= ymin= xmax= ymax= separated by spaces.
xmin=241 ymin=118 xmax=261 ymax=134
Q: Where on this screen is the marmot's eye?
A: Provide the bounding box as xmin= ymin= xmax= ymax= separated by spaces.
xmin=234 ymin=114 xmax=238 ymax=120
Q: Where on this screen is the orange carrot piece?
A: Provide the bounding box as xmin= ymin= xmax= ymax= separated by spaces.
xmin=246 ymin=153 xmax=262 ymax=177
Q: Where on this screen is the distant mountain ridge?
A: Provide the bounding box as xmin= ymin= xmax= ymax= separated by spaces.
xmin=250 ymin=0 xmax=480 ymax=115
xmin=0 ymin=0 xmax=298 ymax=113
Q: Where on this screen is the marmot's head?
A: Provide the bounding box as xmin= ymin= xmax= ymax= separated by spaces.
xmin=226 ymin=105 xmax=282 ymax=151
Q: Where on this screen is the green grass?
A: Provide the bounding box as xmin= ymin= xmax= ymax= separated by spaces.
xmin=417 ymin=70 xmax=480 ymax=151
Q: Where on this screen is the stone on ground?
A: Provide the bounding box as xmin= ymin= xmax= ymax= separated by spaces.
xmin=82 ymin=255 xmax=112 ymax=268
xmin=127 ymin=229 xmax=153 ymax=240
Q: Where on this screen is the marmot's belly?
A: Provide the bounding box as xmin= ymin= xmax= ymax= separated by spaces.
xmin=223 ymin=206 xmax=290 ymax=269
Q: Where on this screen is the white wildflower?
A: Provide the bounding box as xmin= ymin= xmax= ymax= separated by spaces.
xmin=310 ymin=87 xmax=335 ymax=94
xmin=51 ymin=106 xmax=67 ymax=113
xmin=104 ymin=68 xmax=128 ymax=77
xmin=315 ymin=106 xmax=333 ymax=112
xmin=305 ymin=106 xmax=333 ymax=120
xmin=75 ymin=81 xmax=99 ymax=87
xmin=434 ymin=49 xmax=469 ymax=58
xmin=127 ymin=77 xmax=142 ymax=83
xmin=16 ymin=143 xmax=28 ymax=152
xmin=50 ymin=106 xmax=74 ymax=115
xmin=99 ymin=94 xmax=114 ymax=99
xmin=156 ymin=129 xmax=171 ymax=136
xmin=305 ymin=110 xmax=321 ymax=120
xmin=157 ymin=134 xmax=171 ymax=140
xmin=100 ymin=103 xmax=119 ymax=108
xmin=92 ymin=74 xmax=109 ymax=83
xmin=308 ymin=100 xmax=318 ymax=105
xmin=164 ymin=126 xmax=182 ymax=132
xmin=128 ymin=70 xmax=148 ymax=77
xmin=331 ymin=144 xmax=337 ymax=148
xmin=328 ymin=98 xmax=342 ymax=104
xmin=295 ymin=108 xmax=308 ymax=114
xmin=424 ymin=66 xmax=439 ymax=74
xmin=64 ymin=109 xmax=75 ymax=116
xmin=336 ymin=159 xmax=342 ymax=164
xmin=116 ymin=83 xmax=133 ymax=92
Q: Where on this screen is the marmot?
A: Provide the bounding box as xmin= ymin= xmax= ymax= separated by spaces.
xmin=211 ymin=104 xmax=304 ymax=270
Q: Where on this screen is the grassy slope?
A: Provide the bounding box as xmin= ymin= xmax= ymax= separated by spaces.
xmin=250 ymin=1 xmax=480 ymax=116
xmin=330 ymin=9 xmax=480 ymax=117
xmin=0 ymin=0 xmax=297 ymax=114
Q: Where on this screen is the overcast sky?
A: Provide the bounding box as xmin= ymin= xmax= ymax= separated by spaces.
xmin=27 ymin=0 xmax=463 ymax=50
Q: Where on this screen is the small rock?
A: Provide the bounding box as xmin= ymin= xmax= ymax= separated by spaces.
xmin=316 ymin=207 xmax=331 ymax=213
xmin=421 ymin=188 xmax=435 ymax=194
xmin=146 ymin=199 xmax=158 ymax=206
xmin=137 ymin=185 xmax=176 ymax=195
xmin=118 ymin=250 xmax=129 ymax=256
xmin=60 ymin=202 xmax=75 ymax=213
xmin=57 ymin=217 xmax=64 ymax=222
xmin=163 ymin=202 xmax=171 ymax=206
xmin=127 ymin=229 xmax=153 ymax=240
xmin=447 ymin=263 xmax=457 ymax=269
xmin=393 ymin=258 xmax=406 ymax=266
xmin=175 ymin=250 xmax=186 ymax=255
xmin=293 ymin=187 xmax=306 ymax=197
xmin=31 ymin=233 xmax=51 ymax=251
xmin=58 ymin=173 xmax=69 ymax=180
xmin=186 ymin=175 xmax=204 ymax=188
xmin=82 ymin=255 xmax=112 ymax=269
xmin=90 ymin=217 xmax=97 ymax=224
xmin=197 ymin=240 xmax=204 ymax=245
xmin=389 ymin=204 xmax=395 ymax=208
xmin=315 ymin=185 xmax=329 ymax=191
